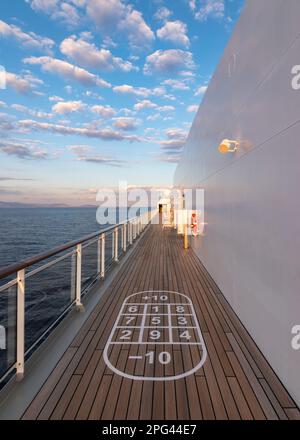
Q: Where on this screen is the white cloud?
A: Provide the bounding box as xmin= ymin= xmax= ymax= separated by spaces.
xmin=60 ymin=36 xmax=136 ymax=72
xmin=87 ymin=0 xmax=154 ymax=48
xmin=195 ymin=85 xmax=208 ymax=95
xmin=134 ymin=100 xmax=157 ymax=111
xmin=26 ymin=0 xmax=58 ymax=13
xmin=144 ymin=50 xmax=195 ymax=75
xmin=91 ymin=105 xmax=116 ymax=118
xmin=113 ymin=84 xmax=166 ymax=99
xmin=157 ymin=21 xmax=190 ymax=48
xmin=49 ymin=95 xmax=64 ymax=102
xmin=6 ymin=72 xmax=35 ymax=94
xmin=180 ymin=70 xmax=196 ymax=78
xmin=19 ymin=119 xmax=142 ymax=142
xmin=189 ymin=0 xmax=197 ymax=11
xmin=11 ymin=103 xmax=52 ymax=118
xmin=147 ymin=114 xmax=161 ymax=122
xmin=68 ymin=145 xmax=91 ymax=155
xmin=102 ymin=36 xmax=117 ymax=49
xmin=156 ymin=126 xmax=187 ymax=163
xmin=119 ymin=9 xmax=155 ymax=48
xmin=23 ymin=56 xmax=111 ymax=88
xmin=86 ymin=0 xmax=123 ymax=31
xmin=152 ymin=86 xmax=166 ymax=96
xmin=0 ymin=113 xmax=16 ymax=130
xmin=26 ymin=0 xmax=83 ymax=26
xmin=157 ymin=105 xmax=175 ymax=112
xmin=157 ymin=152 xmax=181 ymax=163
xmin=0 ymin=20 xmax=54 ymax=52
xmin=159 ymin=139 xmax=186 ymax=150
xmin=190 ymin=0 xmax=225 ymax=21
xmin=119 ymin=108 xmax=135 ymax=116
xmin=163 ymin=79 xmax=190 ymax=91
xmin=187 ymin=105 xmax=199 ymax=113
xmin=113 ymin=84 xmax=150 ymax=98
xmin=76 ymin=155 xmax=126 ymax=166
xmin=69 ymin=144 xmax=126 ymax=166
xmin=52 ymin=100 xmax=86 ymax=115
xmin=165 ymin=128 xmax=187 ymax=140
xmin=0 ymin=140 xmax=48 ymax=160
xmin=154 ymin=7 xmax=172 ymax=22
xmin=134 ymin=100 xmax=175 ymax=113
xmin=113 ymin=117 xmax=138 ymax=131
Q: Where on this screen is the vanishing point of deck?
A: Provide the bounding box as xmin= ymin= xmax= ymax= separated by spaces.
xmin=22 ymin=224 xmax=300 ymax=420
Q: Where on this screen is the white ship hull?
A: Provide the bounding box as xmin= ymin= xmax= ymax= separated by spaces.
xmin=175 ymin=0 xmax=300 ymax=406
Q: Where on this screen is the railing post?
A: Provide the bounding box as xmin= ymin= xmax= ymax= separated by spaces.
xmin=114 ymin=228 xmax=119 ymax=262
xmin=101 ymin=234 xmax=105 ymax=278
xmin=123 ymin=224 xmax=127 ymax=252
xmin=16 ymin=269 xmax=25 ymax=381
xmin=129 ymin=221 xmax=133 ymax=245
xmin=97 ymin=236 xmax=101 ymax=275
xmin=121 ymin=224 xmax=124 ymax=253
xmin=76 ymin=244 xmax=84 ymax=311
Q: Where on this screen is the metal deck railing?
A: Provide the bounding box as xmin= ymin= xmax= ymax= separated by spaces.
xmin=0 ymin=210 xmax=157 ymax=385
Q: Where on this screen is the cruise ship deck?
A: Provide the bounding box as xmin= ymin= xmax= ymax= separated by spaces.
xmin=10 ymin=222 xmax=299 ymax=420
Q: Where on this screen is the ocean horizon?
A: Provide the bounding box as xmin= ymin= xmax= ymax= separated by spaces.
xmin=0 ymin=207 xmax=146 ymax=269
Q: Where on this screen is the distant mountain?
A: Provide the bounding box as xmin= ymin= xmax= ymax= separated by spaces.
xmin=0 ymin=201 xmax=73 ymax=208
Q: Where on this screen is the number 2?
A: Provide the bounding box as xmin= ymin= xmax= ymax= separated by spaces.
xmin=120 ymin=330 xmax=132 ymax=340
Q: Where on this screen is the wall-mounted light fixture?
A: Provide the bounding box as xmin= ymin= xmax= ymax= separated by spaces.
xmin=218 ymin=139 xmax=240 ymax=154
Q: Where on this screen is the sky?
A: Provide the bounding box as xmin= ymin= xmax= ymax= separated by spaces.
xmin=0 ymin=0 xmax=245 ymax=206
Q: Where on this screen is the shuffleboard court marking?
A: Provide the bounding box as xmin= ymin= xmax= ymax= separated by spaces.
xmin=103 ymin=290 xmax=207 ymax=381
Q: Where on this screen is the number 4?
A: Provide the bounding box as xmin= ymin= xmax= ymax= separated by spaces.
xmin=180 ymin=330 xmax=191 ymax=340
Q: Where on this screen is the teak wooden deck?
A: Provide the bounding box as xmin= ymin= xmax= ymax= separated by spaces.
xmin=22 ymin=224 xmax=300 ymax=420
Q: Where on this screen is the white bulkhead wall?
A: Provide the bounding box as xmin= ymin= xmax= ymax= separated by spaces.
xmin=175 ymin=0 xmax=300 ymax=406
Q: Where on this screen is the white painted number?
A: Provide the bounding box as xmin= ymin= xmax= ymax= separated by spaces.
xmin=150 ymin=295 xmax=168 ymax=301
xmin=180 ymin=330 xmax=191 ymax=340
xmin=159 ymin=352 xmax=171 ymax=365
xmin=150 ymin=330 xmax=161 ymax=340
xmin=145 ymin=351 xmax=171 ymax=365
xmin=104 ymin=291 xmax=208 ymax=381
xmin=120 ymin=330 xmax=132 ymax=340
xmin=145 ymin=351 xmax=154 ymax=364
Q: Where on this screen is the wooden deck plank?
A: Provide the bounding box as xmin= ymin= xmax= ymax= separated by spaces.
xmin=22 ymin=224 xmax=299 ymax=420
xmin=22 ymin=347 xmax=77 ymax=420
xmin=63 ymin=349 xmax=102 ymax=420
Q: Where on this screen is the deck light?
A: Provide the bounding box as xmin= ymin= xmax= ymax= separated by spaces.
xmin=218 ymin=139 xmax=239 ymax=154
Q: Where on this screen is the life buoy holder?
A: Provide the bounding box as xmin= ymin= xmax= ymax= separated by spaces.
xmin=190 ymin=213 xmax=198 ymax=237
